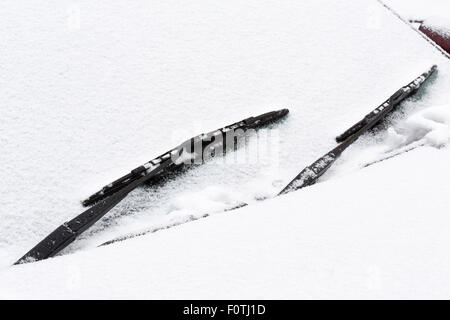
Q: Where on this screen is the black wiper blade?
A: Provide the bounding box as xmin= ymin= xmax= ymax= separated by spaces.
xmin=82 ymin=108 xmax=289 ymax=207
xmin=15 ymin=109 xmax=289 ymax=264
xmin=335 ymin=65 xmax=437 ymax=143
xmin=279 ymin=65 xmax=437 ymax=195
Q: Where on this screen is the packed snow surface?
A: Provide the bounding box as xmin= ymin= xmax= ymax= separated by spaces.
xmin=0 ymin=0 xmax=449 ymax=298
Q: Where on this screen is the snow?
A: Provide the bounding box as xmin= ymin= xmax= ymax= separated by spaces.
xmin=387 ymin=105 xmax=450 ymax=148
xmin=1 ymin=0 xmax=450 ymax=298
xmin=2 ymin=146 xmax=450 ymax=299
xmin=383 ymin=0 xmax=450 ymax=20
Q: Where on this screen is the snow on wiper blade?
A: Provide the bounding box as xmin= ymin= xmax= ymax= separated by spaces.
xmin=243 ymin=108 xmax=290 ymax=128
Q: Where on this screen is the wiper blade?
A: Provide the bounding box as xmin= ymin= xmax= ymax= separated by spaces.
xmin=15 ymin=109 xmax=289 ymax=264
